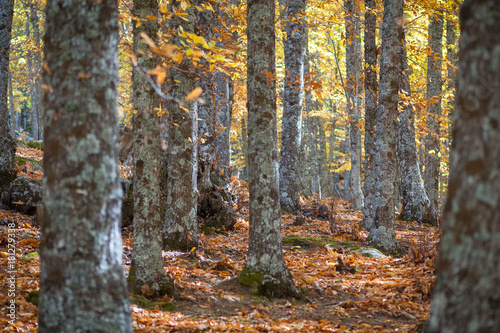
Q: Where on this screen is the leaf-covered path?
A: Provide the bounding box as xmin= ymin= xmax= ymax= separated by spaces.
xmin=0 ymin=148 xmax=439 ymax=332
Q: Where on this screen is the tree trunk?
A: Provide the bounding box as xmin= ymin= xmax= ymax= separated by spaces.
xmin=128 ymin=0 xmax=175 ymax=298
xmin=240 ymin=0 xmax=298 ymax=298
xmin=8 ymin=70 xmax=15 ymax=135
xmin=397 ymin=31 xmax=435 ymax=224
xmin=363 ymin=0 xmax=377 ymax=229
xmin=424 ymin=11 xmax=443 ymax=211
xmin=368 ymin=0 xmax=403 ymax=253
xmin=39 ymin=0 xmax=132 ymax=331
xmin=428 ymin=2 xmax=500 ymax=331
xmin=29 ymin=1 xmax=43 ymax=140
xmin=345 ymin=0 xmax=363 ymax=210
xmin=162 ymin=0 xmax=199 ymax=251
xmin=279 ymin=0 xmax=306 ymax=212
xmin=0 ymin=0 xmax=16 ymax=192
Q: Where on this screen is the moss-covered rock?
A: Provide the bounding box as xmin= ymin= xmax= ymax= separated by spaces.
xmin=131 ymin=294 xmax=176 ymax=311
xmin=4 ymin=176 xmax=43 ymax=215
xmin=26 ymin=140 xmax=44 ymax=151
xmin=27 ymin=290 xmax=39 ymax=306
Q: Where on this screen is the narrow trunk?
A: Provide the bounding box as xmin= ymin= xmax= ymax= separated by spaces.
xmin=428 ymin=2 xmax=500 ymax=331
xmin=128 ymin=0 xmax=175 ymax=298
xmin=29 ymin=1 xmax=43 ymax=139
xmin=363 ymin=0 xmax=378 ymax=229
xmin=368 ymin=0 xmax=403 ymax=253
xmin=424 ymin=11 xmax=443 ymax=211
xmin=279 ymin=0 xmax=306 ymax=212
xmin=39 ymin=0 xmax=132 ymax=331
xmin=162 ymin=0 xmax=199 ymax=251
xmin=345 ymin=0 xmax=363 ymax=210
xmin=397 ymin=35 xmax=435 ymax=224
xmin=240 ymin=0 xmax=298 ymax=298
xmin=8 ymin=71 xmax=15 ymax=136
xmin=0 ymin=0 xmax=16 ymax=191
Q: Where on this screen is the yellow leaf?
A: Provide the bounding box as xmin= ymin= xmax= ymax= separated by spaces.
xmin=145 ymin=15 xmax=157 ymax=20
xmin=130 ymin=54 xmax=138 ymax=66
xmin=41 ymin=84 xmax=53 ymax=93
xmin=172 ymin=52 xmax=183 ymax=63
xmin=43 ymin=62 xmax=52 ymax=74
xmin=78 ymin=73 xmax=92 ymax=79
xmin=185 ymin=87 xmax=202 ymax=101
xmin=180 ymin=0 xmax=188 ymax=11
xmin=140 ymin=32 xmax=157 ymax=50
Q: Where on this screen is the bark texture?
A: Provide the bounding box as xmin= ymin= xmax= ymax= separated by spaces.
xmin=428 ymin=1 xmax=500 ymax=331
xmin=424 ymin=11 xmax=443 ymax=211
xmin=397 ymin=34 xmax=434 ymax=224
xmin=345 ymin=0 xmax=363 ymax=210
xmin=368 ymin=0 xmax=403 ymax=252
xmin=279 ymin=0 xmax=306 ymax=212
xmin=162 ymin=0 xmax=199 ymax=251
xmin=363 ymin=0 xmax=377 ymax=229
xmin=240 ymin=0 xmax=298 ymax=298
xmin=0 ymin=0 xmax=16 ymax=192
xmin=128 ymin=0 xmax=175 ymax=298
xmin=39 ymin=1 xmax=132 ymax=331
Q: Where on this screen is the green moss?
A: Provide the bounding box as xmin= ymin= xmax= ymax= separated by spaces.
xmin=238 ymin=269 xmax=264 ymax=288
xmin=27 ymin=290 xmax=39 ymax=306
xmin=282 ymin=235 xmax=337 ymax=249
xmin=131 ymin=294 xmax=176 ymax=311
xmin=339 ymin=241 xmax=362 ymax=251
xmin=21 ymin=252 xmax=39 ymax=262
xmin=26 ymin=141 xmax=44 ymax=151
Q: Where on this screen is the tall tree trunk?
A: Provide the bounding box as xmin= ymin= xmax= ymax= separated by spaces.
xmin=279 ymin=0 xmax=306 ymax=212
xmin=240 ymin=0 xmax=298 ymax=298
xmin=397 ymin=33 xmax=435 ymax=224
xmin=29 ymin=1 xmax=43 ymax=140
xmin=128 ymin=0 xmax=175 ymax=298
xmin=368 ymin=0 xmax=403 ymax=252
xmin=162 ymin=0 xmax=199 ymax=251
xmin=345 ymin=0 xmax=363 ymax=210
xmin=39 ymin=0 xmax=132 ymax=331
xmin=24 ymin=15 xmax=38 ymax=139
xmin=0 ymin=0 xmax=16 ymax=191
xmin=8 ymin=71 xmax=15 ymax=135
xmin=424 ymin=11 xmax=443 ymax=211
xmin=428 ymin=2 xmax=500 ymax=331
xmin=363 ymin=0 xmax=378 ymax=229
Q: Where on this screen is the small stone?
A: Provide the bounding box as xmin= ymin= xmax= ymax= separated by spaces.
xmin=293 ymin=215 xmax=306 ymax=226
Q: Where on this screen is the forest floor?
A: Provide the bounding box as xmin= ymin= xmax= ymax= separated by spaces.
xmin=0 ymin=146 xmax=439 ymax=332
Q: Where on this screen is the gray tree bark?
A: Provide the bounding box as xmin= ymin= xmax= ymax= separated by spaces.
xmin=363 ymin=0 xmax=377 ymax=229
xmin=0 ymin=0 xmax=16 ymax=192
xmin=29 ymin=1 xmax=43 ymax=140
xmin=162 ymin=0 xmax=199 ymax=251
xmin=39 ymin=0 xmax=132 ymax=331
xmin=345 ymin=0 xmax=363 ymax=210
xmin=397 ymin=32 xmax=434 ymax=224
xmin=128 ymin=0 xmax=175 ymax=298
xmin=8 ymin=71 xmax=15 ymax=135
xmin=239 ymin=0 xmax=298 ymax=298
xmin=428 ymin=1 xmax=500 ymax=331
xmin=279 ymin=0 xmax=306 ymax=212
xmin=368 ymin=0 xmax=403 ymax=252
xmin=424 ymin=11 xmax=443 ymax=211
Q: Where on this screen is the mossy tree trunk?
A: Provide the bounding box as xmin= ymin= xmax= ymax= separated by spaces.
xmin=368 ymin=0 xmax=403 ymax=253
xmin=240 ymin=0 xmax=299 ymax=298
xmin=363 ymin=0 xmax=377 ymax=229
xmin=345 ymin=0 xmax=363 ymax=210
xmin=279 ymin=0 xmax=306 ymax=212
xmin=0 ymin=0 xmax=16 ymax=192
xmin=128 ymin=0 xmax=175 ymax=298
xmin=428 ymin=2 xmax=500 ymax=331
xmin=424 ymin=11 xmax=443 ymax=211
xmin=162 ymin=0 xmax=199 ymax=251
xmin=39 ymin=0 xmax=132 ymax=331
xmin=397 ymin=32 xmax=434 ymax=224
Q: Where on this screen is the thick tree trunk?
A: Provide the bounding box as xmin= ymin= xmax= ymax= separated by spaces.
xmin=240 ymin=0 xmax=298 ymax=298
xmin=363 ymin=0 xmax=377 ymax=229
xmin=0 ymin=0 xmax=16 ymax=192
xmin=397 ymin=34 xmax=435 ymax=224
xmin=279 ymin=0 xmax=306 ymax=212
xmin=368 ymin=0 xmax=403 ymax=252
xmin=128 ymin=0 xmax=175 ymax=298
xmin=345 ymin=0 xmax=363 ymax=210
xmin=428 ymin=2 xmax=500 ymax=331
xmin=39 ymin=1 xmax=132 ymax=331
xmin=424 ymin=11 xmax=443 ymax=211
xmin=162 ymin=0 xmax=199 ymax=251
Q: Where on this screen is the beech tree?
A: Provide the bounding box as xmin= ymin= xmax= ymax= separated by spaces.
xmin=428 ymin=1 xmax=500 ymax=331
xmin=128 ymin=0 xmax=175 ymax=298
xmin=279 ymin=0 xmax=306 ymax=212
xmin=363 ymin=0 xmax=377 ymax=229
xmin=368 ymin=0 xmax=403 ymax=252
xmin=239 ymin=0 xmax=299 ymax=297
xmin=39 ymin=0 xmax=132 ymax=331
xmin=345 ymin=0 xmax=363 ymax=210
xmin=162 ymin=0 xmax=199 ymax=251
xmin=0 ymin=0 xmax=16 ymax=192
